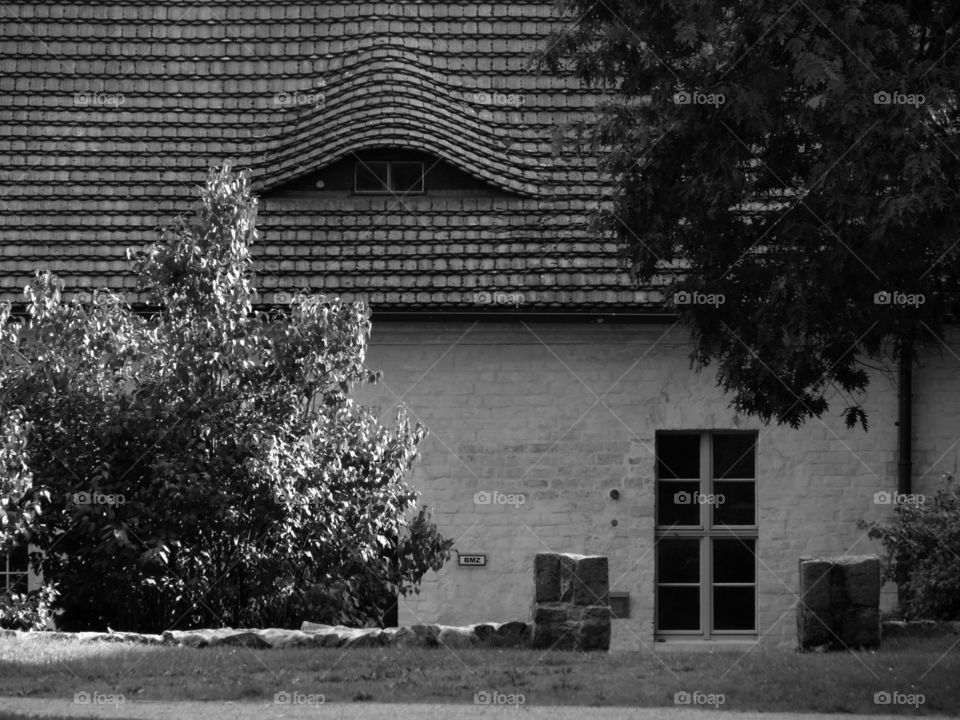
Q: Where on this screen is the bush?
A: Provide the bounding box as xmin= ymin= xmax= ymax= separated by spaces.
xmin=0 ymin=166 xmax=452 ymax=632
xmin=864 ymin=480 xmax=960 ymax=620
xmin=0 ymin=584 xmax=57 ymax=630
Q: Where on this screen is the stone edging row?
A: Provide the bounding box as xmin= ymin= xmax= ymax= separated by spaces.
xmin=0 ymin=620 xmax=533 ymax=650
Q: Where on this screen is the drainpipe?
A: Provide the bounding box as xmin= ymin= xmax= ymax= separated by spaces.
xmin=897 ymin=338 xmax=913 ymax=496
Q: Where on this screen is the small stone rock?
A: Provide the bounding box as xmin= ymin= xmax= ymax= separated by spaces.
xmin=492 ymin=620 xmax=530 ymax=648
xmin=437 ymin=625 xmax=478 ymax=649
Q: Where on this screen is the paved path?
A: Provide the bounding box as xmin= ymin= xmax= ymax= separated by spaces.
xmin=1 ymin=700 xmax=956 ymax=720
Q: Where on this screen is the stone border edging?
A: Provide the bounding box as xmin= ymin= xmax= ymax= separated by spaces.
xmin=0 ymin=621 xmax=533 ymax=650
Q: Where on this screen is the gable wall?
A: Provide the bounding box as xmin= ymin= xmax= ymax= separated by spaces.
xmin=356 ymin=319 xmax=960 ymax=649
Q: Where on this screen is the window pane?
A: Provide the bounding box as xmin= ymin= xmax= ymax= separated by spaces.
xmin=5 ymin=573 xmax=28 ymax=594
xmin=658 ymin=586 xmax=700 ymax=630
xmin=657 ymin=434 xmax=700 ymax=479
xmin=391 ymin=162 xmax=424 ymax=193
xmin=713 ymin=586 xmax=755 ymax=631
xmin=657 ymin=539 xmax=699 ymax=583
xmin=713 ymin=538 xmax=755 ymax=583
xmin=9 ymin=544 xmax=28 ymax=571
xmin=657 ymin=481 xmax=701 ymax=526
xmin=713 ymin=481 xmax=756 ymax=526
xmin=355 ymin=161 xmax=389 ymax=192
xmin=713 ymin=433 xmax=756 ymax=478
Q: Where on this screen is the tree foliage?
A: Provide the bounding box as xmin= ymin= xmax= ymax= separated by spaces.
xmin=0 ymin=166 xmax=452 ymax=632
xmin=543 ymin=0 xmax=960 ymax=428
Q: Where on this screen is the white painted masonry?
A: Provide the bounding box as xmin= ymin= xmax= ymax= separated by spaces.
xmin=357 ymin=319 xmax=960 ymax=650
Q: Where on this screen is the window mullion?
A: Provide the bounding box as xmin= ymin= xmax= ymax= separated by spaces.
xmin=701 ymin=432 xmax=710 ymax=639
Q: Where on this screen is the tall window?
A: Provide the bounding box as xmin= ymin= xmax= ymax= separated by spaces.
xmin=354 ymin=160 xmax=425 ymax=194
xmin=0 ymin=542 xmax=29 ymax=594
xmin=655 ymin=431 xmax=758 ymax=638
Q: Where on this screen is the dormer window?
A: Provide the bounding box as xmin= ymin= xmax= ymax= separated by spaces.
xmin=354 ymin=159 xmax=425 ymax=194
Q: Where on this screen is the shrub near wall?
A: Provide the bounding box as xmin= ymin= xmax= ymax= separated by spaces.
xmin=0 ymin=166 xmax=452 ymax=632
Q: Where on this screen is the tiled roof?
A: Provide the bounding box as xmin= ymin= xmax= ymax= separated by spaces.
xmin=0 ymin=1 xmax=665 ymax=311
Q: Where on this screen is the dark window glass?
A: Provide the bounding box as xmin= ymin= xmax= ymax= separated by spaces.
xmin=712 ymin=481 xmax=756 ymax=526
xmin=657 ymin=434 xmax=700 ymax=479
xmin=657 ymin=481 xmax=701 ymax=526
xmin=713 ymin=433 xmax=756 ymax=478
xmin=713 ymin=538 xmax=755 ymax=583
xmin=658 ymin=587 xmax=700 ymax=630
xmin=8 ymin=543 xmax=28 ymax=571
xmin=391 ymin=162 xmax=424 ymax=193
xmin=355 ymin=161 xmax=389 ymax=192
xmin=657 ymin=539 xmax=700 ymax=583
xmin=713 ymin=587 xmax=755 ymax=631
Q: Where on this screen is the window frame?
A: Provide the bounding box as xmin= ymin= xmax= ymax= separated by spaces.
xmin=353 ymin=159 xmax=426 ymax=195
xmin=0 ymin=541 xmax=30 ymax=594
xmin=655 ymin=430 xmax=758 ymax=640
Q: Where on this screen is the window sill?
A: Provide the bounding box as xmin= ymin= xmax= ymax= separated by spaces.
xmin=654 ymin=637 xmax=759 ymax=652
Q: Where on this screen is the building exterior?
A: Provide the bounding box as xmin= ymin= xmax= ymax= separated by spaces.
xmin=3 ymin=1 xmax=959 ymax=648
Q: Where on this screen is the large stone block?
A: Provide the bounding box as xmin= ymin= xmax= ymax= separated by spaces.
xmin=796 ymin=606 xmax=835 ymax=649
xmin=798 ymin=557 xmax=833 ymax=611
xmin=534 ymin=553 xmax=561 ymax=603
xmin=572 ymin=555 xmax=609 ymax=607
xmin=531 ymin=618 xmax=577 ymax=650
xmin=797 ymin=555 xmax=881 ymax=650
xmin=531 ymin=602 xmax=567 ymax=626
xmin=838 ymin=607 xmax=880 ymax=649
xmin=576 ymin=606 xmax=612 ymax=650
xmin=838 ymin=556 xmax=881 ymax=607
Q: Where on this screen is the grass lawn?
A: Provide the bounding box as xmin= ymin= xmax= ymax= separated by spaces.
xmin=0 ymin=634 xmax=955 ymax=715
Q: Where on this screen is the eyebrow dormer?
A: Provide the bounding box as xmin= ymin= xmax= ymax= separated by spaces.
xmin=262 ymin=148 xmax=525 ymax=200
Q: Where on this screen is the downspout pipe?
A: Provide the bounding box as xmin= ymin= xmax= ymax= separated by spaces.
xmin=897 ymin=340 xmax=913 ymax=496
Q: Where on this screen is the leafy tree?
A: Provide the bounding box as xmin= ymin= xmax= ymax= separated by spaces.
xmin=543 ymin=0 xmax=960 ymax=428
xmin=0 ymin=166 xmax=452 ymax=632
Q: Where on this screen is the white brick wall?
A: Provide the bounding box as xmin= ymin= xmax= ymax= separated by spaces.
xmin=357 ymin=319 xmax=960 ymax=649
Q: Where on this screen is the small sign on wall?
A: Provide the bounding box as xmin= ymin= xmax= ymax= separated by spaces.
xmin=458 ymin=553 xmax=487 ymax=567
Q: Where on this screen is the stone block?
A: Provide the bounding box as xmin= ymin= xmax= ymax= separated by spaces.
xmin=573 ymin=555 xmax=609 ymax=606
xmin=534 ymin=553 xmax=561 ymax=603
xmin=798 ymin=557 xmax=833 ymax=611
xmin=838 ymin=607 xmax=880 ymax=649
xmin=531 ymin=602 xmax=567 ymax=625
xmin=839 ymin=556 xmax=881 ymax=607
xmin=797 ymin=606 xmax=834 ymax=649
xmin=531 ymin=618 xmax=576 ymax=650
